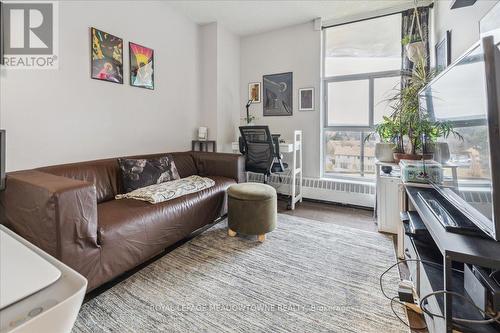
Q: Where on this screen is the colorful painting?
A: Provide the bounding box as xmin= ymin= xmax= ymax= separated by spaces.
xmin=129 ymin=42 xmax=154 ymax=90
xmin=263 ymin=72 xmax=293 ymax=116
xmin=248 ymin=82 xmax=261 ymax=103
xmin=91 ymin=27 xmax=123 ymax=84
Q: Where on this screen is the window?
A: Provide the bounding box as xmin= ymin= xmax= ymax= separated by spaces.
xmin=322 ymin=14 xmax=402 ymax=179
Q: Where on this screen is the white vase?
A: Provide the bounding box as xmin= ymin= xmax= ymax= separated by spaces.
xmin=375 ymin=143 xmax=395 ymax=163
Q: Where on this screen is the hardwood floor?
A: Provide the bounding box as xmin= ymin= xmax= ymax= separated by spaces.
xmin=278 ymin=199 xmax=378 ymax=232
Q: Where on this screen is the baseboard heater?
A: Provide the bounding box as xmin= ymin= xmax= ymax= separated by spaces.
xmin=246 ymin=173 xmax=375 ymax=208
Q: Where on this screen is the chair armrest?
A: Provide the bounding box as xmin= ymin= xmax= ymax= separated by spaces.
xmin=192 ymin=152 xmax=246 ymax=183
xmin=0 ymin=170 xmax=99 ymax=264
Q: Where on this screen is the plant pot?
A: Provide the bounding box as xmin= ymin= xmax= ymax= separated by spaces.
xmin=393 ymin=152 xmax=433 ymax=164
xmin=375 ymin=143 xmax=395 ymax=162
xmin=406 ymin=41 xmax=425 ymax=63
xmin=428 ymin=142 xmax=450 ymax=164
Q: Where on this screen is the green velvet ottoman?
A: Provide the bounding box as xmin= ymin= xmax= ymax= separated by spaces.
xmin=227 ymin=183 xmax=277 ymax=242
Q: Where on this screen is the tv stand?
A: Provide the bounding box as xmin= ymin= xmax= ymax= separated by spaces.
xmin=402 ymin=185 xmax=500 ymax=333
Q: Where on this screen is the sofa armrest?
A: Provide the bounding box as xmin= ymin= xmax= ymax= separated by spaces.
xmin=192 ymin=152 xmax=246 ymax=183
xmin=0 ymin=170 xmax=99 ymax=264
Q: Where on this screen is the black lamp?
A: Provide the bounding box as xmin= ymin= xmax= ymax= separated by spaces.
xmin=245 ymin=99 xmax=253 ymax=124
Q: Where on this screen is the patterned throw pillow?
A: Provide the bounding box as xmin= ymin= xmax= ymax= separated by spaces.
xmin=118 ymin=155 xmax=180 ymax=193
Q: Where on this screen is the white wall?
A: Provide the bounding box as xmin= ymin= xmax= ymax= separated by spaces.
xmin=240 ymin=22 xmax=321 ymax=178
xmin=217 ymin=25 xmax=240 ymax=153
xmin=433 ymin=0 xmax=499 ymax=62
xmin=199 ymin=23 xmax=218 ymax=141
xmin=0 ymin=1 xmax=201 ymax=171
xmin=198 ymin=22 xmax=240 ymax=152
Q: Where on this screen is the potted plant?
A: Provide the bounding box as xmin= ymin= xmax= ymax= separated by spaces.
xmin=384 ymin=56 xmax=461 ymax=163
xmin=365 ymin=116 xmax=398 ymax=162
xmin=242 ymin=113 xmax=257 ymax=125
xmin=402 ymin=34 xmax=425 ymax=63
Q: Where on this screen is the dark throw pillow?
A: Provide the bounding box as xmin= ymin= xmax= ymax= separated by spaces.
xmin=118 ymin=155 xmax=180 ymax=193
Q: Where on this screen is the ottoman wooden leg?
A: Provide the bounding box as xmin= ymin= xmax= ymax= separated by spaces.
xmin=258 ymin=234 xmax=266 ymax=242
xmin=228 ymin=229 xmax=237 ymax=237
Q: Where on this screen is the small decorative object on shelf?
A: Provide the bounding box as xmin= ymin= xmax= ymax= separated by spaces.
xmin=198 ymin=127 xmax=208 ymax=140
xmin=400 ymin=160 xmax=443 ymax=184
xmin=381 ymin=165 xmax=393 ymax=175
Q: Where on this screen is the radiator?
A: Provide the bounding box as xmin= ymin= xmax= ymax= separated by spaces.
xmin=246 ymin=173 xmax=375 ymax=208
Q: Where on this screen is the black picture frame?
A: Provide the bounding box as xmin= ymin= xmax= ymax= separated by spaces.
xmin=90 ymin=27 xmax=124 ymax=84
xmin=263 ymin=72 xmax=293 ymax=116
xmin=129 ymin=42 xmax=155 ymax=90
xmin=435 ymin=30 xmax=451 ymax=73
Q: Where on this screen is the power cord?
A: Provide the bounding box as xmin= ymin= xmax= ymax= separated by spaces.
xmin=380 ymin=259 xmax=428 ymax=330
xmin=380 ymin=259 xmax=500 ymax=329
xmin=419 ymin=290 xmax=500 ymax=325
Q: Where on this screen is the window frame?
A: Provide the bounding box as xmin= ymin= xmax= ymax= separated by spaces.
xmin=322 ymin=70 xmax=401 ymax=180
xmin=323 ymin=70 xmax=402 ymax=131
xmin=320 ymin=13 xmax=404 ymax=181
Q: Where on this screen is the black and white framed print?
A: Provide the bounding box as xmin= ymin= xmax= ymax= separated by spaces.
xmin=299 ymin=88 xmax=314 ymax=111
xmin=435 ymin=30 xmax=451 ymax=73
xmin=263 ymin=72 xmax=293 ymax=116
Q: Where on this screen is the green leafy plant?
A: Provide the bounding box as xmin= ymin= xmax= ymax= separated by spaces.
xmin=242 ymin=114 xmax=256 ymax=124
xmin=365 ymin=116 xmax=400 ymax=144
xmin=402 ymin=34 xmax=422 ymax=46
xmin=367 ymin=55 xmax=462 ymax=156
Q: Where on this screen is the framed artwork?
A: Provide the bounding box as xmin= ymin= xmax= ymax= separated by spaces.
xmin=435 ymin=30 xmax=451 ymax=73
xmin=263 ymin=72 xmax=293 ymax=116
xmin=129 ymin=42 xmax=154 ymax=90
xmin=248 ymin=82 xmax=261 ymax=103
xmin=299 ymin=88 xmax=314 ymax=111
xmin=91 ymin=27 xmax=123 ymax=84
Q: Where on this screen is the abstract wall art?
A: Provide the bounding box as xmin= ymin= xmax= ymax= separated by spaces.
xmin=129 ymin=42 xmax=154 ymax=90
xmin=263 ymin=72 xmax=293 ymax=116
xmin=91 ymin=27 xmax=123 ymax=84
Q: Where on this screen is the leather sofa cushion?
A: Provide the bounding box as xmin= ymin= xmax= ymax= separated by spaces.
xmin=37 ymin=158 xmax=120 ymax=203
xmin=95 ymin=176 xmax=235 ymax=278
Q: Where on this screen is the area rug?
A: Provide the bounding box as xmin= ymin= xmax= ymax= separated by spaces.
xmin=73 ymin=214 xmax=405 ymax=333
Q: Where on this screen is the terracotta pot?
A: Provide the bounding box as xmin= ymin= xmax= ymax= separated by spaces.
xmin=393 ymin=153 xmax=433 ymax=164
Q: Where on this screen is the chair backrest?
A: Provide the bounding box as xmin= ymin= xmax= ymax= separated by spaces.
xmin=239 ymin=126 xmax=275 ymax=174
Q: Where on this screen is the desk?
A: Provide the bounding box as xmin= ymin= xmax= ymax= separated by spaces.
xmin=231 ymin=130 xmax=303 ymax=210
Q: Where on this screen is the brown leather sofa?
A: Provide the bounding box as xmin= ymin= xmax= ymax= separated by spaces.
xmin=0 ymin=151 xmax=245 ymax=292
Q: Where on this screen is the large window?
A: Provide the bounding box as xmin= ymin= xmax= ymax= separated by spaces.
xmin=323 ymin=14 xmax=402 ymax=179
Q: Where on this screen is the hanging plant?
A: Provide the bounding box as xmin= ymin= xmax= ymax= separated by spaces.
xmin=403 ymin=6 xmax=426 ymax=64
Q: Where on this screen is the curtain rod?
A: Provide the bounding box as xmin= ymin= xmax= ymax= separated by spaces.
xmin=322 ymin=3 xmax=433 ymax=30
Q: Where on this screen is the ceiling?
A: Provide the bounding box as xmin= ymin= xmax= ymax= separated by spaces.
xmin=166 ymin=0 xmax=415 ymax=36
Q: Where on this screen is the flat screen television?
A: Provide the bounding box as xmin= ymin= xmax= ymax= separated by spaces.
xmin=419 ymin=31 xmax=500 ymax=241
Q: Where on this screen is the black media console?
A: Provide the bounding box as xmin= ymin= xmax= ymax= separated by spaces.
xmin=402 ymin=185 xmax=500 ymax=333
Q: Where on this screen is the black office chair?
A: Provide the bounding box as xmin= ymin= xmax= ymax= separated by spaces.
xmin=239 ymin=126 xmax=288 ymax=183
